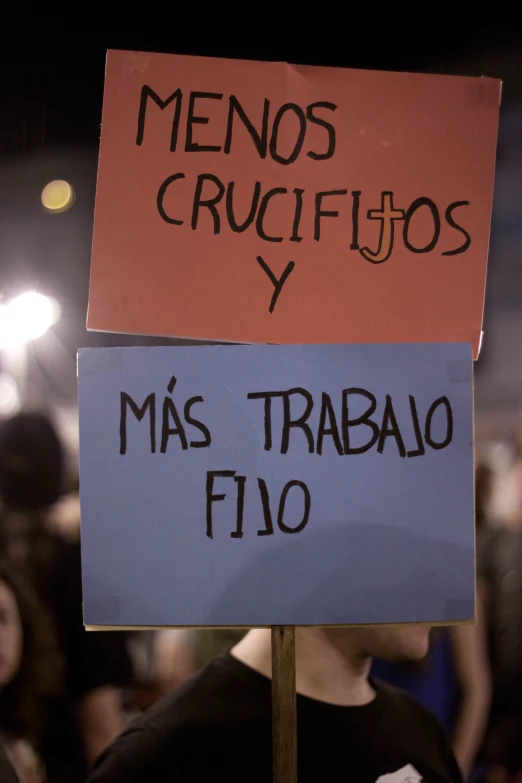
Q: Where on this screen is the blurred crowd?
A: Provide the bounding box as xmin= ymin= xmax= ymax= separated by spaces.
xmin=0 ymin=411 xmax=522 ymax=781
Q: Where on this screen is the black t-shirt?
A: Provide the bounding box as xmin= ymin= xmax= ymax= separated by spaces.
xmin=88 ymin=653 xmax=462 ymax=783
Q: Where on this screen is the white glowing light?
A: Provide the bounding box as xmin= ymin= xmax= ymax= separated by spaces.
xmin=8 ymin=292 xmax=54 ymax=340
xmin=0 ymin=373 xmax=20 ymax=417
xmin=0 ymin=293 xmax=61 ymax=348
xmin=0 ymin=306 xmax=11 ymax=349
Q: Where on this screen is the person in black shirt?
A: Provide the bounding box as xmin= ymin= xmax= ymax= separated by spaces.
xmin=88 ymin=626 xmax=462 ymax=783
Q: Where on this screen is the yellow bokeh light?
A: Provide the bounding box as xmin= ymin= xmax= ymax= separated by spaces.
xmin=41 ymin=180 xmax=75 ymax=213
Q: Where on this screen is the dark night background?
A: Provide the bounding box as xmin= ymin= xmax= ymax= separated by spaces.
xmin=0 ymin=11 xmax=521 ymax=452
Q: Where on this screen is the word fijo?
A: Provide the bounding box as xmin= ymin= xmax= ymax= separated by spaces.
xmin=206 ymin=471 xmax=310 ymax=540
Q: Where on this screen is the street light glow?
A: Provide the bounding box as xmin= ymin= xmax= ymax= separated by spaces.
xmin=0 ymin=306 xmax=11 ymax=349
xmin=41 ymin=180 xmax=75 ymax=212
xmin=0 ymin=293 xmax=61 ymax=348
xmin=0 ymin=373 xmax=20 ymax=416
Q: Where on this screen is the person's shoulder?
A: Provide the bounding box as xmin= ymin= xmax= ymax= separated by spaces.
xmin=88 ymin=654 xmax=266 ymax=782
xmin=142 ymin=652 xmax=264 ymax=727
xmin=374 ymin=678 xmax=462 ymax=780
xmin=373 ymin=677 xmax=446 ymax=734
xmin=87 ymin=718 xmax=172 ymax=782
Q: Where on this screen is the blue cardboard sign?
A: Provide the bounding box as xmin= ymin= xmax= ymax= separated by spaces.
xmin=78 ymin=343 xmax=474 ymax=628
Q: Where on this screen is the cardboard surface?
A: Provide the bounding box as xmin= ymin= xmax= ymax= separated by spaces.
xmin=79 ymin=342 xmax=474 ymax=627
xmin=87 ymin=51 xmax=499 ymax=357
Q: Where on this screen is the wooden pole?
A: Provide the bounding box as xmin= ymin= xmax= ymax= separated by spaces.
xmin=271 ymin=626 xmax=298 ymax=783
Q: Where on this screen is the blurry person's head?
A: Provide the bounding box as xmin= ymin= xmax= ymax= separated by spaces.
xmin=0 ymin=564 xmax=62 ymax=740
xmin=0 ymin=413 xmax=64 ymax=510
xmin=324 ymin=624 xmax=431 ymax=663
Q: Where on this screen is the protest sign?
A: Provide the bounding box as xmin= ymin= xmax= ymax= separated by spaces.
xmin=87 ymin=50 xmax=499 ymax=357
xmin=78 ymin=342 xmax=473 ymax=628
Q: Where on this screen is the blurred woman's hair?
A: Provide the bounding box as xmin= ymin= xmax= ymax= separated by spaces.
xmin=0 ymin=563 xmax=63 ymax=741
xmin=0 ymin=413 xmax=64 ymax=510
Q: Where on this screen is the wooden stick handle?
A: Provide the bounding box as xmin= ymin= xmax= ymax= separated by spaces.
xmin=271 ymin=626 xmax=297 ymax=783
